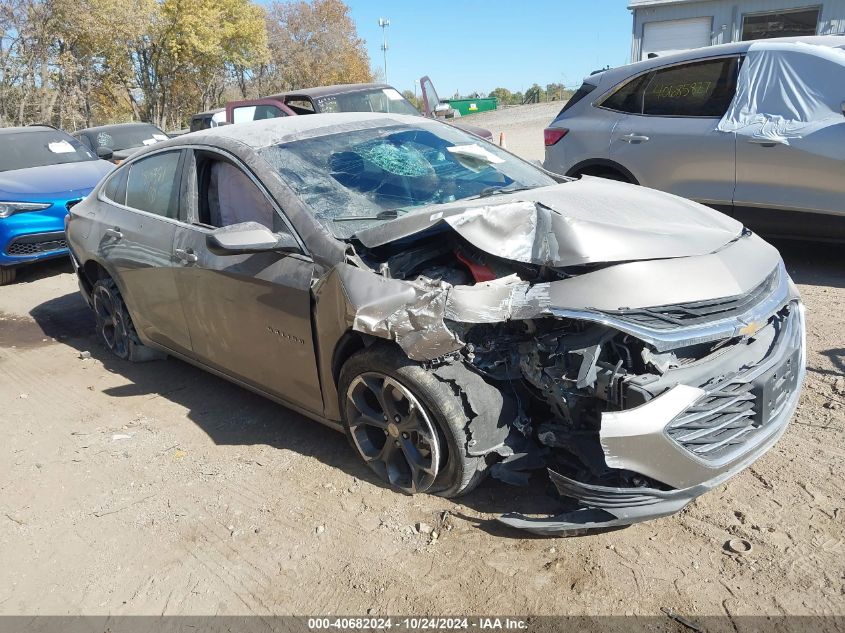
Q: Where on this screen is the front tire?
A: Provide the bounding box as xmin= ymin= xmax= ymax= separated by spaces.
xmin=91 ymin=278 xmax=163 ymax=362
xmin=339 ymin=345 xmax=488 ymax=498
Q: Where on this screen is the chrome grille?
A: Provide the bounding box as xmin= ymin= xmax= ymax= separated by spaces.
xmin=665 ymin=307 xmax=802 ymax=463
xmin=666 ymin=375 xmax=758 ymax=460
xmin=610 ymin=268 xmax=779 ymax=331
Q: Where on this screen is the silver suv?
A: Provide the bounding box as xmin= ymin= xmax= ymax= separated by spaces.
xmin=543 ymin=36 xmax=845 ymax=241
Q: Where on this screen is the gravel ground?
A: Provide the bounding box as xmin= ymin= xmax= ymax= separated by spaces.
xmin=464 ymin=102 xmax=562 ymax=162
xmin=1 ymin=105 xmax=843 ymax=618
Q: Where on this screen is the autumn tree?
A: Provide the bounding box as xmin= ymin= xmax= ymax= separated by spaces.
xmin=0 ymin=0 xmax=55 ymax=125
xmin=261 ymin=0 xmax=372 ymax=94
xmin=0 ymin=0 xmax=369 ymax=130
xmin=131 ymin=0 xmax=268 ymax=129
xmin=51 ymin=0 xmax=153 ymax=128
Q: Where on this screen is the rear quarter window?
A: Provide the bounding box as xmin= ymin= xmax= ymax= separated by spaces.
xmin=102 ymin=168 xmax=129 ymax=204
xmin=555 ymin=82 xmax=597 ymax=117
xmin=599 ymin=74 xmax=651 ymax=114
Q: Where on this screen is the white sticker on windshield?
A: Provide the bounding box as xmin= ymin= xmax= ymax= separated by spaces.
xmin=142 ymin=138 xmax=158 ymax=146
xmin=48 ymin=141 xmax=76 ymax=154
xmin=152 ymin=134 xmax=168 ymax=141
xmin=447 ymin=144 xmax=505 ymax=164
xmin=383 ymin=88 xmax=404 ymax=101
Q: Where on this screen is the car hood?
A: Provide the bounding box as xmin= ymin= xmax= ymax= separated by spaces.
xmin=354 ymin=176 xmax=744 ymax=267
xmin=112 ymin=147 xmax=144 ymax=161
xmin=448 ymin=120 xmax=493 ymax=140
xmin=0 ymin=160 xmax=113 ymax=198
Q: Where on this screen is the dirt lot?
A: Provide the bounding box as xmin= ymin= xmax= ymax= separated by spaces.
xmin=462 ymin=102 xmax=562 ymax=162
xmin=1 ymin=106 xmax=844 ymax=618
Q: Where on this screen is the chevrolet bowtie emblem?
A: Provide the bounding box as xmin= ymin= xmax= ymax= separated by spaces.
xmin=738 ymin=320 xmax=764 ymax=336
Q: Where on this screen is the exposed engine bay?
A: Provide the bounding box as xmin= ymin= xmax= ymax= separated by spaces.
xmin=332 ymin=225 xmax=804 ymax=533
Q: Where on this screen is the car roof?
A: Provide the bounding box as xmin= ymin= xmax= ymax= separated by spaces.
xmin=74 ymin=122 xmax=163 ymax=135
xmin=592 ymin=35 xmax=845 ymax=85
xmin=171 ymin=112 xmax=432 ymax=149
xmin=0 ymin=125 xmax=61 ymax=135
xmin=265 ymin=83 xmax=395 ymax=100
xmin=192 ymin=108 xmax=224 ymax=118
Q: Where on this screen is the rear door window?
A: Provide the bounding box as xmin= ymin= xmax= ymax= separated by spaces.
xmin=642 ymin=57 xmax=739 ymax=117
xmin=285 ymin=98 xmax=316 ymax=114
xmin=253 ymin=104 xmax=284 ymax=120
xmin=125 ymin=151 xmax=183 ymax=219
xmin=231 ymin=104 xmax=286 ymax=123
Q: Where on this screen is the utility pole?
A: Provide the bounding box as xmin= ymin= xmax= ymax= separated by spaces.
xmin=378 ymin=17 xmax=390 ymax=83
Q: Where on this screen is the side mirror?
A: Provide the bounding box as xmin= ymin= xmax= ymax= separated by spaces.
xmin=206 ymin=222 xmax=300 ymax=256
xmin=96 ymin=146 xmax=114 ymax=161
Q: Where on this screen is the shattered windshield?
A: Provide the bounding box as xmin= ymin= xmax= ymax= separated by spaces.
xmin=259 ymin=122 xmax=557 ymax=238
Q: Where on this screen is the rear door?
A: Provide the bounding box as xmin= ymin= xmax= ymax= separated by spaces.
xmin=731 ymin=50 xmax=845 ymax=238
xmin=608 ymin=56 xmax=739 ymax=206
xmin=170 ymin=149 xmax=324 ymax=414
xmin=97 ymin=149 xmax=192 ymax=353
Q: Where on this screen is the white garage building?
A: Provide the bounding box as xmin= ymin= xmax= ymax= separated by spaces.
xmin=629 ymin=0 xmax=845 ymax=60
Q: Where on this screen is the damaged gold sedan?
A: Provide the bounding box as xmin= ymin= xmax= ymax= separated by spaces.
xmin=66 ymin=113 xmax=805 ymax=535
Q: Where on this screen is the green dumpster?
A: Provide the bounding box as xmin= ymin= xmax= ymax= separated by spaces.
xmin=445 ymin=97 xmax=497 ymax=116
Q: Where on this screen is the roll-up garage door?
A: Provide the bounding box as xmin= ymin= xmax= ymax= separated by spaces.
xmin=642 ymin=17 xmax=712 ymax=59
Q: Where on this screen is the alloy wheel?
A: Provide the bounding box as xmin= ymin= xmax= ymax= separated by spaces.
xmin=93 ymin=285 xmax=129 ymax=358
xmin=345 ymin=372 xmax=441 ymax=494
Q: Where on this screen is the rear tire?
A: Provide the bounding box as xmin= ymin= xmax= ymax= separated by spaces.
xmin=0 ymin=267 xmax=16 ymax=285
xmin=339 ymin=345 xmax=489 ymax=498
xmin=91 ymin=278 xmax=164 ymax=362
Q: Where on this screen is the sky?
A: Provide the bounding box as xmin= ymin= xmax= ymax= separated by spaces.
xmin=346 ymin=0 xmax=634 ymax=97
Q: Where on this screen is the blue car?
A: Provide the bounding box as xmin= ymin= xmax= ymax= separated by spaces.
xmin=0 ymin=125 xmax=113 ymax=285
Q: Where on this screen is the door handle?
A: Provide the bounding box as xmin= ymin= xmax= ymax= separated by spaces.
xmin=174 ymin=248 xmax=198 ymax=264
xmin=104 ymin=227 xmax=123 ymax=240
xmin=621 ymin=133 xmax=650 ymax=144
xmin=748 ymin=138 xmax=778 ymax=147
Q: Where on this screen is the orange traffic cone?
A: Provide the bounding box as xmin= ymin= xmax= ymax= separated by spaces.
xmin=499 ymin=132 xmax=507 ymax=149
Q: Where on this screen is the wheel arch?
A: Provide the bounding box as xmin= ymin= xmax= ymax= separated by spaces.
xmin=566 ymin=158 xmax=639 ymax=184
xmin=81 ymin=259 xmax=110 ymax=293
xmin=79 ymin=257 xmax=147 ymax=344
xmin=331 ymin=331 xmax=396 ymax=387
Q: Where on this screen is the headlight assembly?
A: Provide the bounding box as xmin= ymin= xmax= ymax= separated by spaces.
xmin=0 ymin=202 xmax=51 ymax=218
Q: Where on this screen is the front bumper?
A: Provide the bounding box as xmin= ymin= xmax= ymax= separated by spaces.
xmin=498 ymin=300 xmax=806 ymax=536
xmin=0 ymin=204 xmax=73 ymax=267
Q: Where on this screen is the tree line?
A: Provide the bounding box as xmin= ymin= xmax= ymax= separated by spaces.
xmin=0 ymin=0 xmax=372 ymax=131
xmin=487 ymin=83 xmax=574 ymax=106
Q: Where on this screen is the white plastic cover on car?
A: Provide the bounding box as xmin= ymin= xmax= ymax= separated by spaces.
xmin=717 ymin=41 xmax=845 ymax=144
